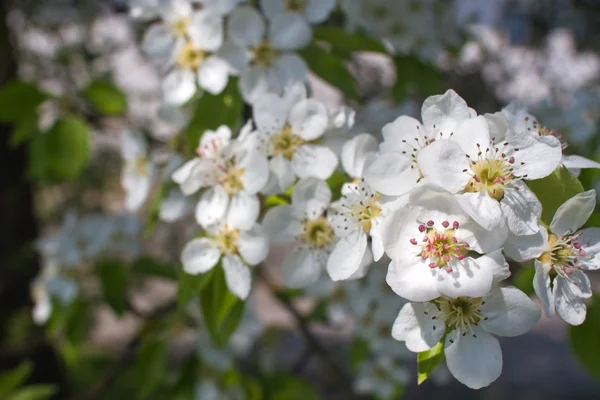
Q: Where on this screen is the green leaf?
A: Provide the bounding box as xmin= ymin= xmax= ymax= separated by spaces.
xmin=184 ymin=78 xmax=243 ymax=151
xmin=0 ymin=361 xmax=33 ymax=396
xmin=241 ymin=375 xmax=263 ymax=400
xmin=134 ymin=340 xmax=168 ymax=400
xmin=526 ymin=166 xmax=584 ymax=225
xmin=9 ymin=110 xmax=39 ymax=148
xmin=144 ymin=182 xmax=167 ymax=237
xmin=200 ymin=266 xmax=246 ymax=347
xmin=263 ymin=374 xmax=321 ymax=400
xmin=512 ymin=265 xmax=535 ymax=296
xmin=28 ymin=115 xmax=90 ymax=181
xmin=392 ymin=55 xmax=443 ymax=102
xmin=350 ymin=337 xmax=369 ymax=371
xmin=7 ymin=385 xmax=57 ymax=400
xmin=0 ymin=80 xmax=48 ymax=123
xmin=326 ymin=170 xmax=348 ymax=201
xmin=96 ymin=260 xmax=129 ymax=316
xmin=264 ymin=195 xmax=289 ymax=208
xmin=133 ymin=256 xmax=177 ymax=280
xmin=177 ymin=267 xmax=214 ymax=311
xmin=417 ymin=337 xmax=445 ymax=385
xmin=299 ymin=44 xmax=359 ymax=101
xmin=569 ymin=295 xmax=600 ymax=381
xmin=313 ymin=27 xmax=387 ymax=57
xmin=82 ymin=80 xmax=127 ymax=115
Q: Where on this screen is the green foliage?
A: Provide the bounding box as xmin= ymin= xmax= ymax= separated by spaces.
xmin=82 ymin=80 xmax=128 ymax=116
xmin=6 ymin=385 xmax=57 ymax=400
xmin=200 ymin=266 xmax=246 ymax=347
xmin=350 ymin=337 xmax=370 ymax=371
xmin=133 ymin=256 xmax=177 ymax=280
xmin=96 ymin=260 xmax=129 ymax=316
xmin=417 ymin=336 xmax=445 ymax=384
xmin=47 ymin=299 xmax=93 ymax=347
xmin=177 ymin=267 xmax=214 ymax=310
xmin=313 ymin=27 xmax=387 ymax=58
xmin=512 ymin=265 xmax=535 ymax=296
xmin=392 ymin=55 xmax=444 ymax=102
xmin=569 ymin=295 xmax=600 ymax=381
xmin=144 ymin=182 xmax=167 ymax=237
xmin=264 ymin=194 xmax=290 ymax=208
xmin=299 ymin=44 xmax=359 ymax=101
xmin=0 ymin=361 xmax=33 ymax=396
xmin=262 ymin=374 xmax=321 ymax=400
xmin=0 ymin=80 xmax=48 ymax=123
xmin=184 ymin=78 xmax=243 ymax=151
xmin=326 ymin=170 xmax=348 ymax=201
xmin=28 ymin=115 xmax=90 ymax=181
xmin=134 ymin=339 xmax=168 ymax=400
xmin=526 ymin=166 xmax=584 ymax=225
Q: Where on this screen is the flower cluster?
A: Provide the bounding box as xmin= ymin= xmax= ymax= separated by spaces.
xmin=166 ymin=86 xmax=600 ymax=389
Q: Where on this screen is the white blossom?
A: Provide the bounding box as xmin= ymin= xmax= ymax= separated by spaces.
xmin=260 ymin=0 xmax=336 ymax=25
xmin=120 ymin=130 xmax=154 ymax=212
xmin=219 ymin=6 xmax=309 ymax=102
xmin=181 ymin=222 xmax=269 ymax=299
xmin=393 ymin=286 xmax=541 ymax=389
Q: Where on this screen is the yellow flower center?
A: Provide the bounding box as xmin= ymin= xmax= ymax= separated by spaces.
xmin=176 ymin=42 xmax=206 ymax=71
xmin=409 ymin=220 xmax=469 ymax=272
xmin=302 ymin=217 xmax=335 ymax=249
xmin=465 ymin=158 xmax=513 ymax=201
xmin=439 ymin=296 xmax=484 ymax=334
xmin=131 ymin=155 xmax=149 ymax=176
xmin=170 ymin=17 xmax=191 ymax=37
xmin=213 ymin=226 xmax=240 ymax=255
xmin=250 ymin=40 xmax=278 ymax=68
xmin=346 ymin=193 xmax=381 ymax=233
xmin=270 ymin=125 xmax=305 ymax=160
xmin=285 ymin=0 xmax=305 ymax=12
xmin=538 ymin=233 xmax=582 ymax=278
xmin=214 ymin=156 xmax=245 ymax=196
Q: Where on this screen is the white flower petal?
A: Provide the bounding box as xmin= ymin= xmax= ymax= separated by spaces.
xmin=451 ymin=116 xmax=492 ymax=159
xmin=289 ymin=99 xmax=328 ymax=141
xmin=533 ymin=260 xmax=555 ymax=318
xmin=562 ymin=154 xmax=600 ymax=170
xmin=386 ymin=258 xmax=439 ymax=302
xmin=392 ymin=302 xmax=444 ymax=352
xmin=269 ymin=12 xmax=312 ymax=51
xmin=292 ymin=177 xmax=332 ymax=216
xmin=120 ymin=130 xmax=147 ymax=161
xmin=262 ymin=205 xmax=303 ymax=244
xmin=500 ymin=181 xmax=542 ymax=236
xmin=263 ymin=156 xmax=295 ymax=194
xmin=578 ymin=227 xmax=600 ymax=270
xmin=282 ymin=247 xmax=322 ymax=288
xmin=477 ymin=249 xmax=511 ymax=286
xmin=196 ymin=186 xmax=229 ymax=228
xmin=437 ymin=257 xmax=494 ymax=299
xmin=227 ymin=6 xmax=265 ymax=47
xmin=227 ymin=191 xmax=260 ymax=230
xmin=364 ymin=152 xmax=420 ymax=196
xmin=421 ymin=89 xmax=475 ymax=137
xmin=444 ymin=328 xmax=502 ymax=390
xmin=197 ymin=56 xmax=229 ymax=95
xmin=482 ymin=286 xmax=541 ymax=336
xmin=162 ymin=68 xmax=197 ymax=106
xmin=222 ymin=254 xmax=251 ymax=299
xmin=172 ymin=158 xmax=213 ymax=195
xmin=484 ymin=112 xmax=509 ymax=142
xmin=326 ymin=230 xmax=367 ymax=281
xmin=550 ymin=189 xmax=596 ymax=237
xmin=507 ymin=131 xmax=562 ymax=180
xmin=380 ymin=115 xmax=423 ymax=153
xmin=239 ymin=67 xmax=269 ymax=102
xmin=181 ymin=238 xmax=220 ymax=274
xmin=503 ymin=225 xmax=548 ymax=262
xmin=417 ymin=139 xmax=470 ymax=193
xmin=189 ymin=9 xmax=224 ymax=51
xmin=555 ymin=269 xmax=592 ymax=325
xmin=305 ymin=0 xmax=336 ymax=23
xmin=341 ymin=133 xmax=378 ymax=179
xmin=291 ymin=144 xmax=338 ymax=180
xmin=216 ymin=41 xmax=248 ymax=73
xmin=237 ymin=225 xmax=269 ymax=265
xmin=253 ymin=93 xmax=288 ymax=133
xmin=141 ymin=23 xmax=177 ymax=61
xmin=159 ymin=188 xmax=190 ymax=222
xmin=239 ymin=151 xmax=269 ymax=193
xmin=455 ymin=191 xmax=504 ymax=231
xmin=271 ymin=53 xmax=308 ymax=87
xmin=123 ymin=169 xmax=153 ymax=211
xmin=260 ymin=0 xmax=285 ymax=20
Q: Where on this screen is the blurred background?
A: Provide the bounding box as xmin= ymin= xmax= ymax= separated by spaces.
xmin=1 ymin=0 xmax=600 ymax=399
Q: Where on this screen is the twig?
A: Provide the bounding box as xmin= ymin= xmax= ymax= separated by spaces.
xmin=257 ymin=267 xmax=351 ymax=382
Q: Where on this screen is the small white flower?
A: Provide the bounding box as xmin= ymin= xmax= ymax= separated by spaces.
xmin=353 ymin=355 xmax=410 ymax=399
xmin=261 ymin=0 xmax=336 ymax=25
xmin=417 ymin=100 xmax=562 ymax=235
xmin=219 ymin=6 xmax=310 ymax=102
xmin=381 ymin=185 xmax=509 ymax=302
xmin=172 ymin=125 xmax=269 ymax=230
xmin=340 ymin=133 xmax=378 ymax=180
xmin=508 ymin=190 xmax=600 ymax=325
xmin=503 ymin=102 xmax=600 ymax=177
xmin=191 ymin=0 xmax=245 ymax=16
xmin=393 ymin=286 xmax=541 ymax=389
xmin=120 ymin=130 xmax=154 ymax=212
xmin=251 ymin=84 xmax=338 ymax=194
xmin=262 ymin=177 xmax=338 ymax=288
xmin=364 ymin=89 xmax=478 ymax=197
xmin=181 ymin=222 xmax=269 ymax=299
